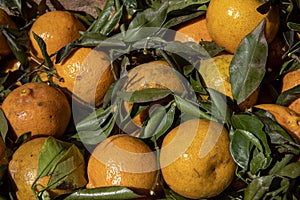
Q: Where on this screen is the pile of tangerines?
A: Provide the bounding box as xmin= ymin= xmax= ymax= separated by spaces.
xmin=0 ymin=0 xmax=299 ymax=199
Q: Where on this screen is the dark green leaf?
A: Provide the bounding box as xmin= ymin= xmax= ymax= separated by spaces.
xmin=64 ymin=186 xmax=144 ymax=200
xmin=75 ymin=130 xmax=108 ymax=145
xmin=230 ymin=129 xmax=252 ymax=169
xmin=183 ymin=65 xmax=206 ymax=94
xmin=268 ymin=154 xmax=294 ymax=175
xmin=230 ymin=19 xmax=268 ymax=104
xmin=174 ymin=94 xmax=212 ymax=120
xmin=141 ymin=101 xmax=175 ymax=139
xmin=13 ymin=132 xmax=31 ymax=150
xmin=164 ymin=189 xmax=190 ymax=200
xmin=250 ymin=148 xmax=271 ymax=174
xmin=100 ymin=6 xmax=123 ymax=36
xmin=118 ymin=88 xmax=172 ymax=103
xmin=55 ymin=42 xmax=76 ymax=64
xmin=207 ymin=88 xmax=232 ymax=123
xmin=275 ymin=162 xmax=300 ymax=179
xmin=151 ymin=102 xmax=176 ymax=141
xmin=231 ymin=113 xmax=271 ymax=156
xmin=125 ymin=2 xmax=168 ymax=41
xmin=244 ymin=175 xmax=276 ymax=200
xmin=276 ymin=84 xmax=300 ymax=106
xmin=0 ymin=109 xmax=8 ymax=140
xmin=32 ymin=32 xmax=53 ymax=69
xmin=167 ymin=0 xmax=209 ymax=13
xmin=287 ymin=22 xmax=300 ymax=32
xmin=2 ymin=28 xmax=29 ymax=67
xmin=76 ymin=106 xmax=113 ymax=131
xmin=163 ymin=11 xmax=204 ymax=29
xmin=253 ymin=108 xmax=292 ymax=140
xmin=49 ymin=0 xmax=65 ymax=10
xmin=88 ymin=6 xmax=114 ymax=32
xmin=199 ymin=41 xmax=225 ymax=57
xmin=0 ymin=0 xmax=21 ymax=8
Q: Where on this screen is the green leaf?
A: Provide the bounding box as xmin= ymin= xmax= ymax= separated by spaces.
xmin=118 ymin=88 xmax=172 ymax=103
xmin=32 ymin=32 xmax=53 ymax=69
xmin=141 ymin=101 xmax=175 ymax=139
xmin=55 ymin=43 xmax=76 ymax=64
xmin=35 ymin=137 xmax=87 ymax=196
xmin=163 ymin=11 xmax=205 ymax=29
xmin=244 ymin=175 xmax=276 ymax=200
xmin=37 ymin=137 xmax=73 ymax=178
xmin=275 ymin=162 xmax=300 ymax=179
xmin=75 ymin=130 xmax=108 ymax=146
xmin=125 ymin=1 xmax=168 ymax=42
xmin=0 ymin=109 xmax=8 ymax=140
xmin=230 ymin=129 xmax=252 ymax=169
xmin=173 ymin=94 xmax=212 ymax=120
xmin=231 ymin=114 xmax=271 ymax=155
xmin=0 ymin=0 xmax=21 ymax=8
xmin=88 ymin=6 xmax=114 ymax=33
xmin=2 ymin=28 xmax=29 ymax=67
xmin=167 ymin=0 xmax=209 ymax=13
xmin=100 ymin=5 xmax=123 ymax=36
xmin=64 ymin=186 xmax=144 ymax=200
xmin=230 ymin=19 xmax=268 ymax=104
xmin=46 ymin=145 xmax=87 ymax=190
xmin=76 ymin=106 xmax=113 ymax=131
xmin=151 ymin=102 xmax=176 ymax=141
xmin=250 ymin=148 xmax=271 ymax=174
xmin=287 ymin=22 xmax=300 ymax=32
xmin=276 ymin=84 xmax=300 ymax=106
xmin=207 ymin=88 xmax=232 ymax=124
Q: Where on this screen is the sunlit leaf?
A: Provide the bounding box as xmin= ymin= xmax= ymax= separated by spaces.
xmin=46 ymin=146 xmax=86 ymax=189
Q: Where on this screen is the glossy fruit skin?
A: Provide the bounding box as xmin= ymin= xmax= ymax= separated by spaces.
xmin=206 ymin=0 xmax=280 ymax=54
xmin=1 ymin=82 xmax=71 ymax=141
xmin=0 ymin=8 xmax=17 ymax=59
xmin=53 ymin=47 xmax=115 ymax=107
xmin=86 ymin=134 xmax=157 ymax=195
xmin=160 ymin=119 xmax=236 ymax=199
xmin=29 ymin=10 xmax=86 ymax=60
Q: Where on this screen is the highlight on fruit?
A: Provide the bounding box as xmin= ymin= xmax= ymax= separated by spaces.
xmin=0 ymin=0 xmax=299 ymax=199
